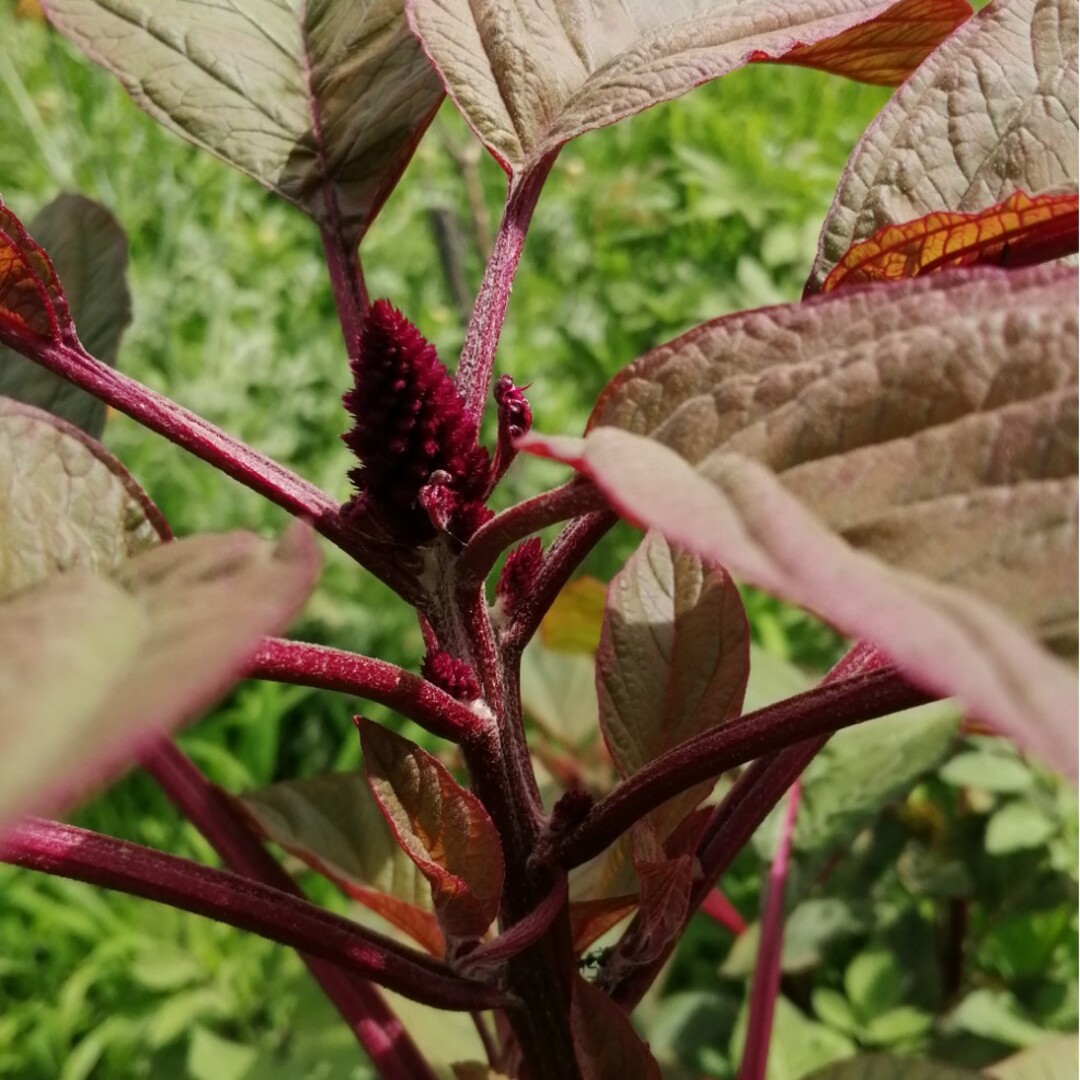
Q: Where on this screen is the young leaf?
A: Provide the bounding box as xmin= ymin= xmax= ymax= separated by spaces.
xmin=406 ymin=0 xmax=963 ymax=182
xmin=0 ymin=398 xmax=166 ymax=597
xmin=44 ymin=0 xmax=445 ymax=244
xmin=360 ymin=722 xmax=504 ymax=941
xmin=822 ymin=192 xmax=1080 ymax=292
xmin=0 ymin=525 xmax=320 ymax=828
xmin=807 ymin=0 xmax=1079 ymax=293
xmin=570 ymin=974 xmax=663 ymax=1080
xmin=239 ymin=771 xmax=444 ymax=956
xmin=0 ymin=195 xmax=131 ymax=436
xmin=0 ymin=198 xmax=73 ymax=345
xmin=587 ymin=265 xmax=1077 ymax=656
xmin=597 ymin=531 xmax=749 ymax=834
xmin=521 ymin=428 xmax=1077 ymax=779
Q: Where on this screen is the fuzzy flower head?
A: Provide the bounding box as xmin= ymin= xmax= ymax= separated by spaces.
xmin=342 ymin=301 xmax=491 ymax=544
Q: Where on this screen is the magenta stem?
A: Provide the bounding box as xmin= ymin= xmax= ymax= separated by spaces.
xmin=738 ymin=781 xmax=801 ymax=1080
xmin=502 ymin=509 xmax=616 ymax=652
xmin=140 ymin=740 xmax=437 ymax=1080
xmin=553 ymin=665 xmax=931 ymax=871
xmin=457 ymin=480 xmax=606 ymax=589
xmin=0 ymin=328 xmax=344 ymax=539
xmin=606 ymin=643 xmax=892 ymax=1010
xmin=247 ymin=637 xmax=488 ymax=743
xmin=456 ymin=155 xmax=558 ymax=421
xmin=321 ymin=225 xmax=369 ymax=347
xmin=0 ymin=817 xmax=502 ymax=1011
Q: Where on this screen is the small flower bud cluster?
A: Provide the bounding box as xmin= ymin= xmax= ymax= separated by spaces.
xmin=496 ymin=536 xmax=543 ymax=613
xmin=421 ymin=650 xmax=481 ymax=701
xmin=342 ymin=301 xmax=491 ymax=543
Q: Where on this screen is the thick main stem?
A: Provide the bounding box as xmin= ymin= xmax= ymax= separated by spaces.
xmin=141 ymin=740 xmax=436 ymax=1080
xmin=456 ymin=155 xmax=558 ymax=421
xmin=445 ymin=582 xmax=581 ymax=1080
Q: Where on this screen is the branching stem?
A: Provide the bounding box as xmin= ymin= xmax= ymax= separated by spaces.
xmin=0 ymin=817 xmax=503 ymax=1011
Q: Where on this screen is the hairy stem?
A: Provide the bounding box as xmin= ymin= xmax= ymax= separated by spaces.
xmin=552 ymin=665 xmax=932 ymax=871
xmin=503 ymin=509 xmax=616 ymax=652
xmin=738 ymin=782 xmax=800 ymax=1080
xmin=0 ymin=817 xmax=502 ymax=1011
xmin=321 ymin=224 xmax=369 ymax=347
xmin=141 ymin=740 xmax=436 ymax=1080
xmin=0 ymin=329 xmax=343 ymax=538
xmin=247 ymin=637 xmax=488 ymax=742
xmin=607 ymin=643 xmax=892 ymax=1009
xmin=456 ymin=154 xmax=558 ymax=421
xmin=458 ymin=480 xmax=606 ymax=589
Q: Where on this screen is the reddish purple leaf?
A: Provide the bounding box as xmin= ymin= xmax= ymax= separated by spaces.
xmin=361 ymin=721 xmax=504 ymax=942
xmin=571 ymin=974 xmax=663 ymax=1080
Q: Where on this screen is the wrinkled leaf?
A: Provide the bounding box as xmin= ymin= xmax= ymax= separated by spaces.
xmin=239 ymin=770 xmax=443 ymax=956
xmin=822 ymin=192 xmax=1080 ymax=292
xmin=361 ymin=721 xmax=504 ymax=941
xmin=521 ymin=427 xmax=1076 ymax=778
xmin=598 ymin=531 xmax=748 ymax=834
xmin=0 ymin=195 xmax=131 ymax=436
xmin=0 ymin=397 xmax=165 ymax=597
xmin=571 ymin=974 xmax=663 ymax=1080
xmin=773 ymin=0 xmax=971 ymax=86
xmin=406 ymin=0 xmax=963 ymax=180
xmin=46 ymin=0 xmax=445 ymax=244
xmin=0 ymin=525 xmax=319 ymax=828
xmin=807 ymin=0 xmax=1079 ymax=292
xmin=0 ymin=197 xmax=72 ymax=344
xmin=540 ymin=575 xmax=607 ymax=654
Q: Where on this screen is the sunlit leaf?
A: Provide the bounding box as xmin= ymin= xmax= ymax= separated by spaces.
xmin=0 ymin=197 xmax=72 ymax=345
xmin=773 ymin=0 xmax=971 ymax=86
xmin=361 ymin=721 xmax=504 ymax=941
xmin=822 ymin=192 xmax=1079 ymax=292
xmin=0 ymin=397 xmax=165 ymax=597
xmin=239 ymin=770 xmax=444 ymax=956
xmin=406 ymin=0 xmax=962 ymax=181
xmin=586 ymin=264 xmax=1077 ymax=656
xmin=807 ymin=0 xmax=1078 ymax=292
xmin=0 ymin=194 xmax=132 ymax=436
xmin=522 ymin=427 xmax=1076 ymax=779
xmin=571 ymin=974 xmax=663 ymax=1080
xmin=0 ymin=525 xmax=320 ymax=829
xmin=598 ymin=531 xmax=748 ymax=834
xmin=45 ymin=0 xmax=445 ymax=244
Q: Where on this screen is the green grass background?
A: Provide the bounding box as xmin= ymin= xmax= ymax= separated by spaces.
xmin=0 ymin=6 xmax=1075 ymax=1079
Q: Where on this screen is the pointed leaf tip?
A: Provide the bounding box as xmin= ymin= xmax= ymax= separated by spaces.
xmin=361 ymin=721 xmax=504 ymax=941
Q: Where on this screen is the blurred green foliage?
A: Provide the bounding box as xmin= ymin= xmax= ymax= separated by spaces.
xmin=0 ymin=6 xmax=1075 ymax=1079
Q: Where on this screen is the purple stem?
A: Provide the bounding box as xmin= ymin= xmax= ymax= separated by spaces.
xmin=456 ymin=155 xmax=558 ymax=421
xmin=457 ymin=480 xmax=607 ymax=589
xmin=738 ymin=781 xmax=801 ymax=1080
xmin=607 ymin=643 xmax=891 ymax=1010
xmin=246 ymin=637 xmax=488 ymax=743
xmin=0 ymin=327 xmax=343 ymax=542
xmin=502 ymin=510 xmax=616 ymax=652
xmin=0 ymin=817 xmax=502 ymax=1011
xmin=140 ymin=740 xmax=436 ymax=1080
xmin=700 ymin=887 xmax=748 ymax=936
xmin=551 ymin=665 xmax=932 ymax=871
xmin=321 ymin=225 xmax=369 ymax=347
